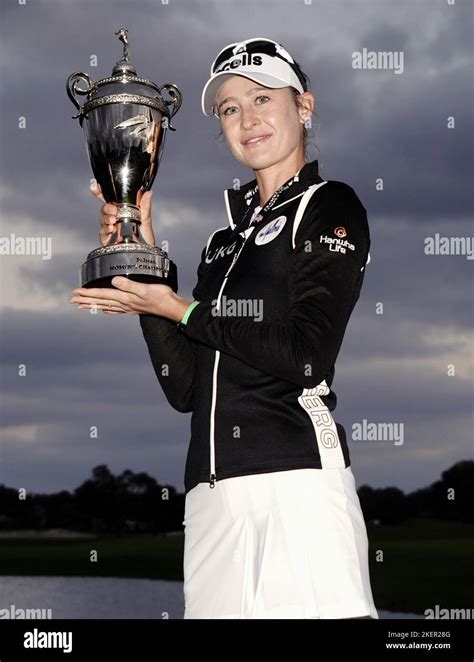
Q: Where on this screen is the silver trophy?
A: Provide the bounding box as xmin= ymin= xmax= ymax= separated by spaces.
xmin=66 ymin=28 xmax=182 ymax=290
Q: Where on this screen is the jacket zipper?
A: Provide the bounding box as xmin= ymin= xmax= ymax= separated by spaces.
xmin=208 ymin=227 xmax=256 ymax=488
xmin=207 ymin=175 xmax=313 ymax=488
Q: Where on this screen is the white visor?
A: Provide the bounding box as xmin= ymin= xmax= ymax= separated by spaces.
xmin=202 ymin=51 xmax=305 ymax=117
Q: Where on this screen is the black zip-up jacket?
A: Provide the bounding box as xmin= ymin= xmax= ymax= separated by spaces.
xmin=139 ymin=159 xmax=371 ymax=494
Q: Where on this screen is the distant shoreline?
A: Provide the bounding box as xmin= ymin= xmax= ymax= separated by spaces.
xmin=0 ymin=529 xmax=98 ymax=540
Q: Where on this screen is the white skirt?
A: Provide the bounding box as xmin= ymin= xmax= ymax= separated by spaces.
xmin=182 ymin=466 xmax=379 ymax=619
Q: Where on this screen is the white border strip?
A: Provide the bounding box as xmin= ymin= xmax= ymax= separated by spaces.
xmin=291 ymin=180 xmax=328 ymax=249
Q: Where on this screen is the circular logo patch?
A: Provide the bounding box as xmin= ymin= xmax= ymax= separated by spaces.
xmin=254 ymin=216 xmax=287 ymax=246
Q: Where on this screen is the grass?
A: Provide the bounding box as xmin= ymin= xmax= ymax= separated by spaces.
xmin=0 ymin=518 xmax=472 ymax=614
xmin=0 ymin=533 xmax=184 ymax=581
xmin=366 ymin=518 xmax=473 ymax=614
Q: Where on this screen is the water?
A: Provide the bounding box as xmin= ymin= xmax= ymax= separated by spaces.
xmin=0 ymin=576 xmax=422 ymax=619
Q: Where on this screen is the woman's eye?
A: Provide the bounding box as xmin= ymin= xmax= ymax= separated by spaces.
xmin=221 ymin=95 xmax=269 ymax=116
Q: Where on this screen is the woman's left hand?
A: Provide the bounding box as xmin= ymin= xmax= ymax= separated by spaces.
xmin=68 ymin=276 xmax=191 ymax=322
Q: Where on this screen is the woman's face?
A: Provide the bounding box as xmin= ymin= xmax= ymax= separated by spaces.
xmin=215 ymin=75 xmax=312 ymax=170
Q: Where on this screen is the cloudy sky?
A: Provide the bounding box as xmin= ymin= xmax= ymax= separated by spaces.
xmin=0 ymin=0 xmax=472 ymax=497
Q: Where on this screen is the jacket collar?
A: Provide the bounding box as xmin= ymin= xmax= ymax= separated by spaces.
xmin=224 ymin=159 xmax=323 ymax=229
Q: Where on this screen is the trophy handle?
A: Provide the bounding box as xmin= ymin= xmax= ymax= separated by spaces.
xmin=157 ymin=83 xmax=182 ymax=131
xmin=66 ymin=72 xmax=95 ymax=119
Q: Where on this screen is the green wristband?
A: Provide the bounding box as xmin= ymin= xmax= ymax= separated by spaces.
xmin=180 ymin=300 xmax=200 ymax=325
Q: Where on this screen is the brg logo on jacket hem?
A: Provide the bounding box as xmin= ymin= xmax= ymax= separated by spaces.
xmin=254 ymin=216 xmax=287 ymax=246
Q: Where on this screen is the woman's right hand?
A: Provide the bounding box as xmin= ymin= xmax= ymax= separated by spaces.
xmin=91 ymin=183 xmax=156 ymax=247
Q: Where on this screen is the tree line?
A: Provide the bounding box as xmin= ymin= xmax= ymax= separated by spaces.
xmin=0 ymin=460 xmax=472 ymax=534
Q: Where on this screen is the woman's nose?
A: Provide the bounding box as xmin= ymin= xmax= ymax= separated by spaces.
xmin=240 ymin=108 xmax=259 ymax=129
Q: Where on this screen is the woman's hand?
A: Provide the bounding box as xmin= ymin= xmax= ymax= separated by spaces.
xmin=68 ymin=276 xmax=191 ymax=322
xmin=70 ymin=185 xmax=191 ymax=319
xmin=91 ymin=182 xmax=156 ymax=247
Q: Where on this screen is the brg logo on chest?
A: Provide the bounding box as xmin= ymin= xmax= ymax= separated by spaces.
xmin=254 ymin=216 xmax=287 ymax=246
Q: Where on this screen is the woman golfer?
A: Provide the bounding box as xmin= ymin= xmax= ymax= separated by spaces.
xmin=70 ymin=37 xmax=378 ymax=620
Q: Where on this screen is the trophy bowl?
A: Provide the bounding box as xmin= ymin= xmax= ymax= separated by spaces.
xmin=66 ymin=28 xmax=182 ymax=291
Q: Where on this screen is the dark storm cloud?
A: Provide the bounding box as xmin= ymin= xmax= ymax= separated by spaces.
xmin=1 ymin=302 xmax=471 ymax=494
xmin=1 ymin=0 xmax=472 ymax=494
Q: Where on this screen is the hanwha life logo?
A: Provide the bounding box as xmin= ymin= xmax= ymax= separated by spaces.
xmin=255 ymin=216 xmax=287 ymax=246
xmin=334 ymin=226 xmax=347 ymax=238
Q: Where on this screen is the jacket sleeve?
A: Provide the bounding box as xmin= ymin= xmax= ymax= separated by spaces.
xmin=138 ymin=244 xmax=207 ymax=413
xmin=177 ymin=182 xmax=371 ymax=389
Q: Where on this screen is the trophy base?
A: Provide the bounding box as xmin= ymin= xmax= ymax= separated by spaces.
xmin=81 ymin=243 xmax=178 ymax=292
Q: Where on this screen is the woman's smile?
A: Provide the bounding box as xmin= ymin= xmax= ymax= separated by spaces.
xmin=241 ymin=134 xmax=272 ymax=148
